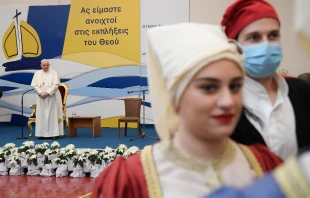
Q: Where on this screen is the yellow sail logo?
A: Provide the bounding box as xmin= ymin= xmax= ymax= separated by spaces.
xmin=2 ymin=9 xmax=42 ymax=60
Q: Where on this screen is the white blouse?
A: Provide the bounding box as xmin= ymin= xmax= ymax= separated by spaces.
xmin=152 ymin=141 xmax=257 ymax=198
xmin=243 ymin=74 xmax=297 ymax=159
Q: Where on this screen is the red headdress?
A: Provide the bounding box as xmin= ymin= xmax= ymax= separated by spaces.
xmin=221 ymin=0 xmax=280 ymax=39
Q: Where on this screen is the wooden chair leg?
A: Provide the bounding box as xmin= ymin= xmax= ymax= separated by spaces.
xmin=124 ymin=122 xmax=128 ymax=136
xmin=118 ymin=120 xmax=120 ymax=138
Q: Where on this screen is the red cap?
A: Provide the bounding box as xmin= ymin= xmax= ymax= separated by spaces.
xmin=221 ymin=0 xmax=280 ymax=39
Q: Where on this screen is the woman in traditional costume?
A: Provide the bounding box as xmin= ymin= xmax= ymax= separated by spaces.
xmin=221 ymin=0 xmax=310 ymax=160
xmin=92 ymin=23 xmax=282 ymax=198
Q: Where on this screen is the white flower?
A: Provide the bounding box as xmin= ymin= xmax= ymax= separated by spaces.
xmin=26 ymin=149 xmax=36 ymax=155
xmin=43 ymin=142 xmax=49 ymax=147
xmin=118 ymin=144 xmax=127 ymax=150
xmin=11 ymin=148 xmax=18 ymax=154
xmin=90 ymin=150 xmax=99 ymax=156
xmin=29 ymin=154 xmax=37 ymax=160
xmin=65 ymin=144 xmax=75 ymax=150
xmin=59 ymin=148 xmax=67 ymax=155
xmin=4 ymin=143 xmax=15 ymax=149
xmin=78 ymin=155 xmax=84 ymax=161
xmin=23 ymin=141 xmax=35 ymax=147
xmin=108 ymin=152 xmax=116 ymax=159
xmin=99 ymin=152 xmax=105 ymax=157
xmin=129 ymin=146 xmax=139 ymax=154
xmin=67 ymin=149 xmax=75 ymax=155
xmin=35 ymin=142 xmax=49 ymax=150
xmin=19 ymin=145 xmax=26 ymax=150
xmin=51 ymin=141 xmax=60 ymax=149
xmin=123 ymin=146 xmax=140 ymax=158
xmin=0 ymin=149 xmax=4 ymax=155
xmin=104 ymin=146 xmax=113 ymax=154
xmin=82 ymin=148 xmax=92 ymax=154
xmin=123 ymin=150 xmax=131 ymax=158
xmin=76 ymin=149 xmax=84 ymax=155
xmin=44 ymin=149 xmax=52 ymax=156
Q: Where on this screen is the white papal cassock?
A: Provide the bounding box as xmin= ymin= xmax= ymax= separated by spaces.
xmin=31 ymin=69 xmax=64 ymax=137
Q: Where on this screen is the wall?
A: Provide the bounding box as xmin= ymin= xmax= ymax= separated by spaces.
xmin=1 ymin=0 xmax=308 ymax=76
xmin=0 ymin=0 xmax=189 ymax=126
xmin=190 ymin=0 xmax=310 ymax=76
xmin=0 ymin=0 xmax=308 ymax=127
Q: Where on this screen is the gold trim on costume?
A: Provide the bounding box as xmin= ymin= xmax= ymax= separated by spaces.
xmin=141 ymin=146 xmax=163 ymax=198
xmin=158 ymin=137 xmax=237 ymax=186
xmin=239 ymin=144 xmax=263 ymax=177
xmin=274 ymin=157 xmax=310 ymax=198
xmin=78 ymin=192 xmax=92 ymax=198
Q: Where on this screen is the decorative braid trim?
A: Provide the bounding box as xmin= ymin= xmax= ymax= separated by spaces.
xmin=239 ymin=144 xmax=263 ymax=177
xmin=274 ymin=157 xmax=310 ymax=198
xmin=141 ymin=146 xmax=163 ymax=198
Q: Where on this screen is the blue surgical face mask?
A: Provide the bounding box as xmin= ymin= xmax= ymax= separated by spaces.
xmin=237 ymin=41 xmax=283 ymax=78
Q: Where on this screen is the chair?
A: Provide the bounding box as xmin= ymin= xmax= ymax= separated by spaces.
xmin=27 ymin=83 xmax=69 ymax=137
xmin=118 ymin=98 xmax=142 ymax=138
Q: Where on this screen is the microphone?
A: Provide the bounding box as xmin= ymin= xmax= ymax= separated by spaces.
xmin=23 ymin=88 xmax=34 ymax=95
xmin=18 ymin=88 xmax=34 ymax=139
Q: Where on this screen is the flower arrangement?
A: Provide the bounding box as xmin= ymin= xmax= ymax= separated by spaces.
xmin=44 ymin=148 xmax=58 ymax=156
xmin=72 ymin=154 xmax=84 ymax=168
xmin=17 ymin=141 xmax=35 ymax=153
xmin=51 ymin=141 xmax=60 ymax=150
xmin=103 ymin=146 xmax=114 ymax=154
xmin=0 ymin=149 xmax=5 ymax=163
xmin=35 ymin=142 xmax=49 ymax=155
xmin=54 ymin=148 xmax=68 ymax=165
xmin=64 ymin=144 xmax=76 ymax=159
xmin=115 ymin=144 xmax=128 ymax=155
xmin=88 ymin=150 xmax=99 ymax=165
xmin=8 ymin=154 xmax=21 ymax=167
xmin=55 ymin=158 xmax=67 ymax=165
xmin=27 ymin=154 xmax=38 ymax=166
xmin=3 ymin=143 xmax=16 ymax=150
xmin=106 ymin=152 xmax=117 ymax=163
xmin=0 ymin=141 xmax=151 ymax=178
xmin=25 ymin=149 xmax=36 ymax=156
xmin=123 ymin=146 xmax=139 ymax=158
xmin=3 ymin=143 xmax=16 ymax=157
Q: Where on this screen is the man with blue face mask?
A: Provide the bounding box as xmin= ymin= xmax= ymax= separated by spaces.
xmin=221 ymin=0 xmax=310 ymax=160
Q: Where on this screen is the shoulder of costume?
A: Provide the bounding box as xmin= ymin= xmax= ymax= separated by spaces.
xmin=237 ymin=142 xmax=283 ymax=173
xmin=241 ymin=143 xmax=282 ymax=161
xmin=274 ymin=156 xmax=310 ymax=197
xmin=285 ymin=77 xmax=310 ymax=97
xmin=285 ymin=76 xmax=310 ymax=89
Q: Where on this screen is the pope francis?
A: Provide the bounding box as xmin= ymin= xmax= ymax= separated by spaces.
xmin=31 ymin=59 xmax=64 ymax=139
